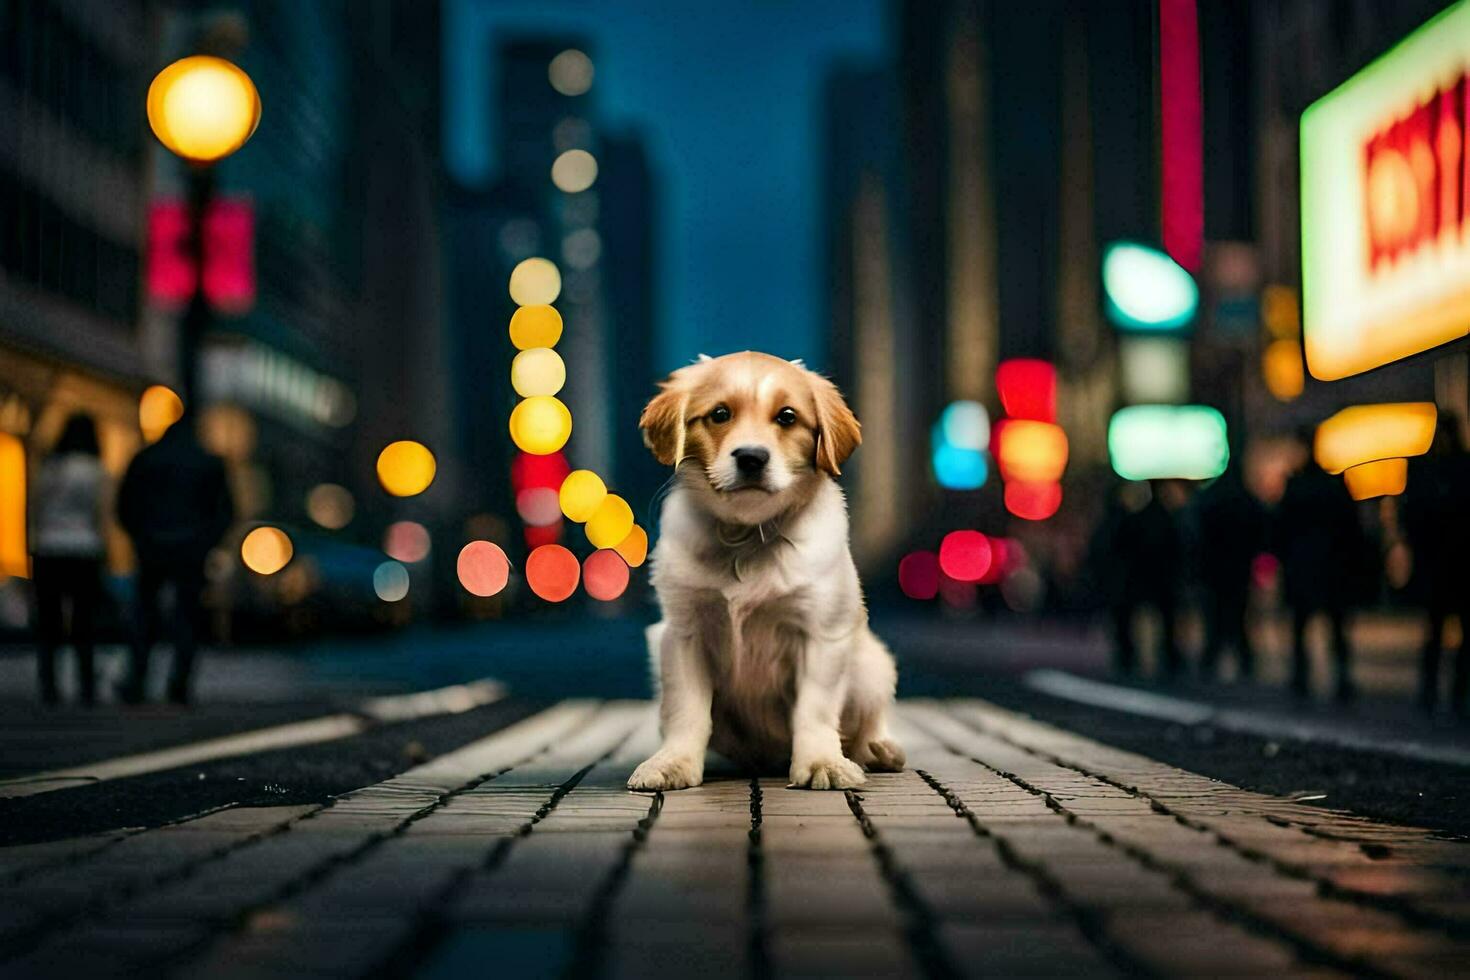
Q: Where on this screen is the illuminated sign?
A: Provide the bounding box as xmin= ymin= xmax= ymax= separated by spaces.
xmin=1313 ymin=402 xmax=1436 ymax=474
xmin=1300 ymin=0 xmax=1470 ymax=380
xmin=1108 ymin=405 xmax=1228 ymax=481
xmin=147 ymin=198 xmax=256 ymax=313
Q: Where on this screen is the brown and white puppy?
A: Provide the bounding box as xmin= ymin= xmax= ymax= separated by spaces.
xmin=628 ymin=351 xmax=904 ymax=791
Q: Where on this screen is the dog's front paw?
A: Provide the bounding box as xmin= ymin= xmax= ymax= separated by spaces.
xmin=628 ymin=752 xmax=704 ymax=792
xmin=853 ymin=737 xmax=906 ymax=773
xmin=789 ymin=755 xmax=866 ymax=790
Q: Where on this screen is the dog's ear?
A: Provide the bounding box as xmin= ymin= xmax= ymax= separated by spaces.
xmin=640 ymin=380 xmax=688 ymax=466
xmin=811 ymin=375 xmax=861 ymax=476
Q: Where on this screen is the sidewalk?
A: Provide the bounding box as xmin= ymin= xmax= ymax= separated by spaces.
xmin=4 ymin=699 xmax=1469 ymax=978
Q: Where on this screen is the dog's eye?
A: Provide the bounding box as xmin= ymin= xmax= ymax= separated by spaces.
xmin=775 ymin=407 xmax=797 ymax=427
xmin=709 ymin=405 xmax=732 ymax=424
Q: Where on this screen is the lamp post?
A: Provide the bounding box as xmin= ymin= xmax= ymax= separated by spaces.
xmin=146 ymin=55 xmax=260 ymax=406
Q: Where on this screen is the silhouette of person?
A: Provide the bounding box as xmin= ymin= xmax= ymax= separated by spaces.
xmin=1402 ymin=412 xmax=1470 ymax=715
xmin=1276 ymin=428 xmax=1365 ymax=701
xmin=1196 ymin=462 xmax=1267 ymax=682
xmin=29 ymin=414 xmax=108 ymax=705
xmin=116 ymin=413 xmax=234 ymax=704
xmin=1107 ymin=480 xmax=1184 ymax=678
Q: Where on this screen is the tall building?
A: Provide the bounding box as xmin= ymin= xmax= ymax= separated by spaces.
xmin=0 ymin=0 xmax=157 ymax=600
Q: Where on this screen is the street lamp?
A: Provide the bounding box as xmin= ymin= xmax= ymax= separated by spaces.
xmin=146 ymin=55 xmax=260 ymax=406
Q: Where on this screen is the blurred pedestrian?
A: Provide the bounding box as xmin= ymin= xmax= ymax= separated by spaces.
xmin=1196 ymin=462 xmax=1267 ymax=682
xmin=1105 ymin=480 xmax=1185 ymax=679
xmin=1402 ymin=413 xmax=1470 ymax=715
xmin=116 ymin=414 xmax=234 ymax=705
xmin=1276 ymin=428 xmax=1366 ymax=701
xmin=29 ymin=414 xmax=107 ymax=705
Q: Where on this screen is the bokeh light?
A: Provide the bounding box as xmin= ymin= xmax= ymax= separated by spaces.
xmin=938 ymin=530 xmax=992 ymax=583
xmin=512 ymin=450 xmax=570 ymax=492
xmin=1263 ymin=339 xmax=1305 ymax=402
xmin=524 ymin=521 xmax=562 ymax=550
xmin=0 ymin=433 xmax=25 ymax=578
xmin=559 ymin=469 xmax=608 ymax=522
xmin=995 ymin=359 xmax=1057 ymax=422
xmin=457 ymin=540 xmax=510 ymax=597
xmin=139 ymin=385 xmax=184 ymax=443
xmin=383 ymin=520 xmax=431 ymax=563
xmin=305 ymin=483 xmax=354 ymax=530
xmin=993 ymin=420 xmax=1068 ymax=483
xmin=548 ymin=49 xmax=594 ymax=96
xmin=509 ymin=396 xmax=572 ymax=455
xmin=373 ymin=560 xmax=410 ymax=602
xmin=1313 ymin=402 xmax=1436 ymax=474
xmin=939 ymin=401 xmax=989 ymax=452
xmin=526 ymin=544 xmax=580 ymax=602
xmin=1119 ymin=336 xmax=1190 ymax=404
xmin=586 ymin=493 xmax=634 ymax=549
xmin=614 ymin=524 xmax=648 ymax=568
xmin=509 ymin=304 xmax=564 ymax=350
xmin=1102 ymin=241 xmax=1198 ymax=331
xmin=376 ymin=440 xmax=437 ymax=497
xmin=199 ymin=404 xmax=256 ymax=462
xmin=1108 ymin=405 xmax=1229 ymax=481
xmin=931 ymin=442 xmax=989 ymax=491
xmin=146 ymin=56 xmax=260 ymax=163
xmin=511 ymin=347 xmax=566 ymax=397
xmin=241 ymin=526 xmax=292 ymax=575
xmin=1005 ymin=481 xmax=1063 ymax=521
xmin=515 ymin=486 xmax=562 ymax=526
xmin=583 ymin=549 xmax=630 ymax=601
xmin=509 ymin=258 xmax=562 ymax=307
xmin=898 ymin=551 xmax=940 ymax=600
xmin=551 ymin=149 xmax=599 ymax=193
xmin=1343 ymin=457 xmax=1408 ymax=501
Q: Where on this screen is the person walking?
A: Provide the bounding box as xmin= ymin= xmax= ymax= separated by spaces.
xmin=1402 ymin=413 xmax=1470 ymax=715
xmin=1106 ymin=480 xmax=1185 ymax=679
xmin=116 ymin=413 xmax=234 ymax=705
xmin=1196 ymin=462 xmax=1267 ymax=682
xmin=1276 ymin=430 xmax=1367 ymax=701
xmin=29 ymin=414 xmax=108 ymax=705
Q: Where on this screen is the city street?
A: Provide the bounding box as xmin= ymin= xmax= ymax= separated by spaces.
xmin=4 ymin=618 xmax=1470 ymax=978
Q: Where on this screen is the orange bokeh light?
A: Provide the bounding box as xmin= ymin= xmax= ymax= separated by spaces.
xmin=457 ymin=540 xmax=510 ymax=597
xmin=526 ymin=543 xmax=580 ymax=602
xmin=1004 ymin=481 xmax=1063 ymax=520
xmin=993 ymin=419 xmax=1068 ymax=483
xmin=613 ymin=524 xmax=648 ymax=568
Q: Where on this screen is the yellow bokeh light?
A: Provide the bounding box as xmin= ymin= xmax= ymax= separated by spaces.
xmin=550 ymin=149 xmax=598 ymax=193
xmin=1262 ymin=339 xmax=1304 ymax=402
xmin=509 ymin=258 xmax=562 ymax=306
xmin=1343 ymin=457 xmax=1408 ymax=501
xmin=509 ymin=396 xmax=572 ymax=455
xmin=586 ymin=493 xmax=634 ymax=550
xmin=511 ymin=347 xmax=566 ymax=398
xmin=241 ymin=526 xmax=293 ymax=575
xmin=376 ymin=440 xmax=437 ymax=497
xmin=548 ymin=49 xmax=594 ymax=96
xmin=146 ymin=56 xmax=261 ymax=163
xmin=614 ymin=524 xmax=648 ymax=568
xmin=139 ymin=385 xmax=184 ymax=443
xmin=558 ymin=469 xmax=607 ymax=522
xmin=1261 ymin=285 xmax=1300 ymax=340
xmin=995 ymin=420 xmax=1069 ymax=484
xmin=0 ymin=433 xmax=27 ymax=578
xmin=509 ymin=305 xmax=564 ymax=350
xmin=1314 ymin=402 xmax=1436 ymax=474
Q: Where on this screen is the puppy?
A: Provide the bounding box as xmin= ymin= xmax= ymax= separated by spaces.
xmin=627 ymin=351 xmax=905 ymax=791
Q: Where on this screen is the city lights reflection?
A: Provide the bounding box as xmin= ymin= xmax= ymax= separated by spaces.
xmin=457 ymin=540 xmax=510 ymax=598
xmin=240 ymin=526 xmax=293 ymax=575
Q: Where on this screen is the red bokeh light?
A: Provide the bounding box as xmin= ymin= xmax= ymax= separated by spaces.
xmin=1251 ymin=552 xmax=1279 ymax=591
xmin=978 ymin=538 xmax=1008 ymax=584
xmin=526 ymin=543 xmax=580 ymax=602
xmin=1159 ymin=0 xmax=1203 ymax=274
xmin=524 ymin=521 xmax=562 ymax=550
xmin=995 ymin=359 xmax=1057 ymax=423
xmin=515 ymin=486 xmax=561 ymax=526
xmin=938 ymin=530 xmax=993 ymax=583
xmin=583 ymin=549 xmax=631 ymax=601
xmin=898 ymin=551 xmax=940 ymax=600
xmin=383 ymin=520 xmax=431 ymax=563
xmin=457 ymin=540 xmax=510 ymax=597
xmin=511 ymin=451 xmax=570 ymax=492
xmin=1004 ymin=481 xmax=1062 ymax=521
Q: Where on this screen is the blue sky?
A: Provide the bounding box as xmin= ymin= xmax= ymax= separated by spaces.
xmin=445 ymin=0 xmax=889 ymax=373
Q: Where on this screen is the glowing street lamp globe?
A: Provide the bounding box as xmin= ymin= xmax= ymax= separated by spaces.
xmin=147 ymin=56 xmax=261 ymax=163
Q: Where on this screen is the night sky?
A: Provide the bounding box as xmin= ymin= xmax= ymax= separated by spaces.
xmin=445 ymin=0 xmax=888 ymax=374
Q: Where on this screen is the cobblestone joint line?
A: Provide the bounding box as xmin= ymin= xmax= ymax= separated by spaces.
xmin=747 ymin=777 xmax=771 ymax=980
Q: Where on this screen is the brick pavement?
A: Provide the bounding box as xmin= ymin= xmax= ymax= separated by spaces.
xmin=2 ymin=699 xmax=1469 ymax=978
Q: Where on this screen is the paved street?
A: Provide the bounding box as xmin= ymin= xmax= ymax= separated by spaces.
xmin=4 ymin=695 xmax=1470 ymax=979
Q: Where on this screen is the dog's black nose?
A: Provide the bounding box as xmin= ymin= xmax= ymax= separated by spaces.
xmin=733 ymin=446 xmax=770 ymax=475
